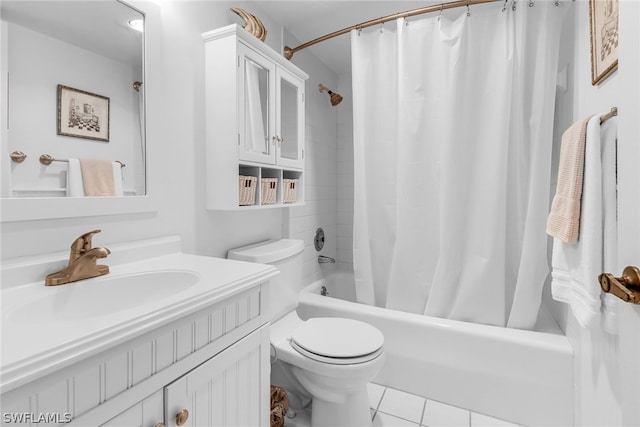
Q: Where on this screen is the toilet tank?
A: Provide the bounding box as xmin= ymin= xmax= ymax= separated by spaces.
xmin=227 ymin=239 xmax=304 ymax=322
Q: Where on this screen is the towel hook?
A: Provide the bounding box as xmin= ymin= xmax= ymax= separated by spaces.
xmin=10 ymin=151 xmax=27 ymax=164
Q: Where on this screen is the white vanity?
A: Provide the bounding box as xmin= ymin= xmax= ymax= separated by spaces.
xmin=0 ymin=236 xmax=277 ymax=426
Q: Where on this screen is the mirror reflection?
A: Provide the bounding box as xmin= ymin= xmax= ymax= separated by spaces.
xmin=280 ymin=79 xmax=298 ymax=160
xmin=1 ymin=0 xmax=145 ymax=198
xmin=244 ymin=57 xmax=270 ymax=155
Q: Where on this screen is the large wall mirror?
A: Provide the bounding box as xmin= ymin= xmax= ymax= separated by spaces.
xmin=1 ymin=0 xmax=157 ymax=221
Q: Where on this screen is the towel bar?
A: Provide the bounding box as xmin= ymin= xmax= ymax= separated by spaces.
xmin=599 ymin=107 xmax=617 ymax=124
xmin=39 ymin=154 xmax=125 ymax=168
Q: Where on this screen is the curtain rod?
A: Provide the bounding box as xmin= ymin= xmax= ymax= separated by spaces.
xmin=284 ymin=0 xmax=499 ymax=60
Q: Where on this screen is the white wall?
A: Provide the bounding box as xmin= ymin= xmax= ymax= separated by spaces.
xmin=1 ymin=0 xmax=338 ymax=287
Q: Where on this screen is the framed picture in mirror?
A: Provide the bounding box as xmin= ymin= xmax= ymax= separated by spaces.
xmin=589 ymin=0 xmax=618 ymax=86
xmin=57 ymin=84 xmax=110 ymax=142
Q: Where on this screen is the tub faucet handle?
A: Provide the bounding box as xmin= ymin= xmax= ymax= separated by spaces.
xmin=318 ymin=255 xmax=336 ymax=264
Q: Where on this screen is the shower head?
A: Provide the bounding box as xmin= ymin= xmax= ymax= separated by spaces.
xmin=318 ymin=83 xmax=343 ymax=106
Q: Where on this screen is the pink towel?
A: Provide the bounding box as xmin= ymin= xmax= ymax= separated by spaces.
xmin=79 ymin=158 xmax=115 ymax=196
xmin=546 ymin=116 xmax=593 ymax=243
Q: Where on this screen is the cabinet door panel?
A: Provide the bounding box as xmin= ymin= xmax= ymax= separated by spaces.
xmin=276 ymin=68 xmax=304 ymax=169
xmin=238 ymin=44 xmax=276 ymax=165
xmin=164 ymin=325 xmax=269 ymax=427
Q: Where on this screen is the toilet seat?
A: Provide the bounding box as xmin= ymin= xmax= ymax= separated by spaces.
xmin=289 ymin=317 xmax=384 ymax=365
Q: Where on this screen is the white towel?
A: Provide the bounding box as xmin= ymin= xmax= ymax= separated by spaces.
xmin=66 ymin=158 xmax=124 ymax=197
xmin=550 ymin=114 xmax=617 ymax=329
xmin=66 ymin=158 xmax=84 ymax=197
xmin=112 ymin=162 xmax=124 ymax=196
xmin=600 ymin=118 xmax=618 ymax=334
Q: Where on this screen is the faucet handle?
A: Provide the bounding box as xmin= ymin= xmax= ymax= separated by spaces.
xmin=69 ymin=229 xmax=103 ymax=263
xmin=72 ymin=229 xmax=102 ymax=250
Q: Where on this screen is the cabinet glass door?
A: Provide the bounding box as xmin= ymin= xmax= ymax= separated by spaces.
xmin=239 ymin=46 xmax=275 ymax=164
xmin=276 ymin=69 xmax=303 ymax=169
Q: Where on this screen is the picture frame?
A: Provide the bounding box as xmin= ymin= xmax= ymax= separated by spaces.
xmin=589 ymin=0 xmax=618 ymax=86
xmin=57 ymin=84 xmax=110 ymax=142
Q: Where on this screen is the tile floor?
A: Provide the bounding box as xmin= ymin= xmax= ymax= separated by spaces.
xmin=368 ymin=383 xmax=524 ymax=427
xmin=284 ymin=382 xmax=525 ymax=427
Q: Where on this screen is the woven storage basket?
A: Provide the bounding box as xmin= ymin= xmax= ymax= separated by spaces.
xmin=282 ymin=178 xmax=298 ymax=204
xmin=261 ymin=178 xmax=278 ymax=205
xmin=238 ymin=175 xmax=257 ymax=206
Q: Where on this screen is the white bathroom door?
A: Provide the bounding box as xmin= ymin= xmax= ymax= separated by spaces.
xmin=616 ymin=3 xmax=640 ymax=424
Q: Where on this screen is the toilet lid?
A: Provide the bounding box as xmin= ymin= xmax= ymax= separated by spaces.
xmin=290 ymin=318 xmax=384 ymax=361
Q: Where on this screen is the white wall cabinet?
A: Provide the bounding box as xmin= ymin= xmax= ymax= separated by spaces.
xmin=203 ymin=24 xmax=308 ymax=210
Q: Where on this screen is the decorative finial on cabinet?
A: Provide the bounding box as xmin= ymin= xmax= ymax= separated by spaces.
xmin=230 ymin=8 xmax=267 ymax=42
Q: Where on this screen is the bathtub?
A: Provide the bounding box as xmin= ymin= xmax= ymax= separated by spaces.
xmin=296 ymin=271 xmax=573 ymax=427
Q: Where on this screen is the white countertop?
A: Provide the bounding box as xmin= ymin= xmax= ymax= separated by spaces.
xmin=0 ymin=236 xmax=278 ymax=393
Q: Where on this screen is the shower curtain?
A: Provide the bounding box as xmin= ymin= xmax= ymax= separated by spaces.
xmin=352 ymin=1 xmax=567 ymax=329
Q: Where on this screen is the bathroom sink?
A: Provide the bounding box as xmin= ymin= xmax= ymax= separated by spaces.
xmin=7 ymin=270 xmax=201 ymax=323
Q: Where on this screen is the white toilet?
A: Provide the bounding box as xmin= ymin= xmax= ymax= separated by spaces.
xmin=228 ymin=239 xmax=385 ymax=427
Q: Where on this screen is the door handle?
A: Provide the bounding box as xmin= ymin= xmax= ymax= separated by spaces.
xmin=598 ymin=266 xmax=640 ymax=304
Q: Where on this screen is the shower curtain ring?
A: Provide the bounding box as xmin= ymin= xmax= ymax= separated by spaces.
xmin=511 ymin=0 xmax=517 ymax=11
xmin=438 ymin=4 xmax=443 ymax=21
xmin=379 ymin=22 xmax=384 ymax=34
xmin=466 ymin=1 xmax=471 ymax=17
xmin=502 ymin=0 xmax=508 ymax=12
xmin=529 ymin=0 xmax=534 ymax=7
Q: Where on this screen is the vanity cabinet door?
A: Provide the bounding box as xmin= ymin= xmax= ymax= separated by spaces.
xmin=99 ymin=390 xmax=163 ymax=427
xmin=164 ymin=325 xmax=269 ymax=427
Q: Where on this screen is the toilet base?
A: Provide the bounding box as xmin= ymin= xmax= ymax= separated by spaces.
xmin=310 ymin=385 xmax=372 ymax=427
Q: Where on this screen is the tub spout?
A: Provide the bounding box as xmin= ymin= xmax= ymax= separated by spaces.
xmin=318 ymin=255 xmax=336 ymax=264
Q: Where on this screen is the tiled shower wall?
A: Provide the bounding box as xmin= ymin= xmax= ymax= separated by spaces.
xmin=283 ymin=38 xmax=340 ymax=285
xmin=336 ymin=73 xmax=355 ymax=272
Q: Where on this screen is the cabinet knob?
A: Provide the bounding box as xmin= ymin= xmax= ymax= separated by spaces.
xmin=175 ymin=409 xmax=189 ymax=426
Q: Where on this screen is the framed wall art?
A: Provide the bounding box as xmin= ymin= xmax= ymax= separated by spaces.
xmin=589 ymin=0 xmax=618 ymax=86
xmin=57 ymin=84 xmax=110 ymax=142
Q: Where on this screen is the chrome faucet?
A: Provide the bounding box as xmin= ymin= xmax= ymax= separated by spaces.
xmin=318 ymin=255 xmax=336 ymax=264
xmin=45 ymin=229 xmax=111 ymax=286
